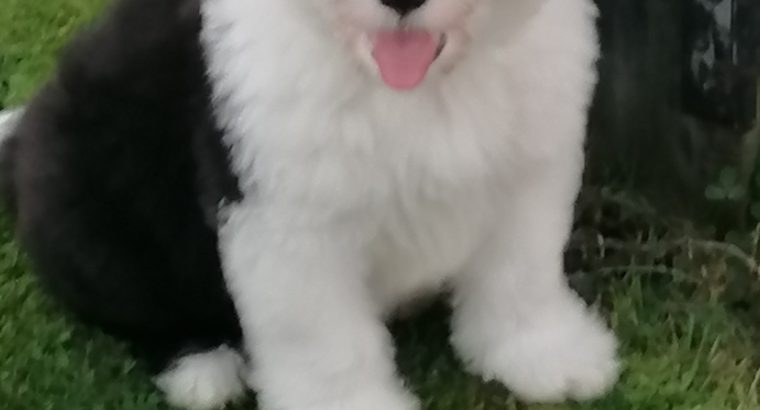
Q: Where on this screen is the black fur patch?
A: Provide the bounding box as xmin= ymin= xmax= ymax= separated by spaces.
xmin=1 ymin=0 xmax=243 ymax=371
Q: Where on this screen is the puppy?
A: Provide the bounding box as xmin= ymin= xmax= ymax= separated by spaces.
xmin=1 ymin=0 xmax=619 ymax=408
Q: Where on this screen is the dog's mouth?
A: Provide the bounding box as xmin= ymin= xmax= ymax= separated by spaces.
xmin=370 ymin=30 xmax=447 ymax=91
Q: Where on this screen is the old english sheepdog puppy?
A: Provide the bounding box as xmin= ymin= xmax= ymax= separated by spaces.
xmin=0 ymin=0 xmax=619 ymax=408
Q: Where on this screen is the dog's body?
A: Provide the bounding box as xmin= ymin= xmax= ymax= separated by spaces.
xmin=2 ymin=0 xmax=619 ymax=408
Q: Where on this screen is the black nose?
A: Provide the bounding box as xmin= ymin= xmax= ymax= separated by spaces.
xmin=380 ymin=0 xmax=427 ymax=17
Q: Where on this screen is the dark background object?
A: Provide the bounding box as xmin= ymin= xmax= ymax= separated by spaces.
xmin=587 ymin=0 xmax=760 ymax=223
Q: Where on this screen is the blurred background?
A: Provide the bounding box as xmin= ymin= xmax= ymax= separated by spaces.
xmin=588 ymin=0 xmax=760 ymax=229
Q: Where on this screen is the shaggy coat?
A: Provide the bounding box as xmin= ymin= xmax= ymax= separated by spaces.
xmin=1 ymin=0 xmax=619 ymax=408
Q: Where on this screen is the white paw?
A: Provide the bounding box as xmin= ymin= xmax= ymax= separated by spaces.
xmin=259 ymin=382 xmax=420 ymax=410
xmin=454 ymin=301 xmax=619 ymax=403
xmin=155 ymin=345 xmax=247 ymax=410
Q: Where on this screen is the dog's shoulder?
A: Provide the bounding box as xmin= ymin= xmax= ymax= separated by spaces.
xmin=9 ymin=0 xmax=240 ymax=226
xmin=57 ymin=0 xmax=205 ymax=103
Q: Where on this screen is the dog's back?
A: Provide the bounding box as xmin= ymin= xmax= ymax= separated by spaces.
xmin=2 ymin=0 xmax=242 ymax=374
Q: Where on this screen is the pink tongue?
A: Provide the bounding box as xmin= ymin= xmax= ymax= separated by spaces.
xmin=372 ymin=30 xmax=437 ymax=90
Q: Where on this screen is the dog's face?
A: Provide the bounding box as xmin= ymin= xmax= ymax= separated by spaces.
xmin=298 ymin=0 xmax=542 ymax=90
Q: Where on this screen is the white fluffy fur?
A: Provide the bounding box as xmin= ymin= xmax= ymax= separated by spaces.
xmin=0 ymin=109 xmax=22 ymax=144
xmin=155 ymin=345 xmax=246 ymax=410
xmin=200 ymin=0 xmax=620 ymax=408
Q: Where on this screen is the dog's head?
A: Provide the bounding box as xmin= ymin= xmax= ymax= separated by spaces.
xmin=297 ymin=0 xmax=544 ymax=90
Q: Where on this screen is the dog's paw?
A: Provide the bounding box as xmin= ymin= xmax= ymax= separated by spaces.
xmin=259 ymin=382 xmax=420 ymax=410
xmin=307 ymin=385 xmax=419 ymax=410
xmin=454 ymin=304 xmax=619 ymax=403
xmin=154 ymin=345 xmax=246 ymax=410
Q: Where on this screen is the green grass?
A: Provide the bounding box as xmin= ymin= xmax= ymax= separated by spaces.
xmin=1 ymin=1 xmax=760 ymax=409
xmin=0 ymin=0 xmax=106 ymax=108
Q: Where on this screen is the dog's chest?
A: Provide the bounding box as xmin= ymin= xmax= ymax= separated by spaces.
xmin=217 ymin=89 xmax=512 ymax=307
xmin=367 ymin=180 xmax=498 ymax=311
xmin=265 ymin=99 xmax=513 ymax=309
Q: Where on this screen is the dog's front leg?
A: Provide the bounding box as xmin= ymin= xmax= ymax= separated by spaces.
xmin=219 ymin=203 xmax=418 ymax=410
xmin=450 ymin=158 xmax=619 ymax=403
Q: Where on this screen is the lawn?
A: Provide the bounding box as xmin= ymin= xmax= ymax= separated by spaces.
xmin=1 ymin=1 xmax=760 ymax=409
